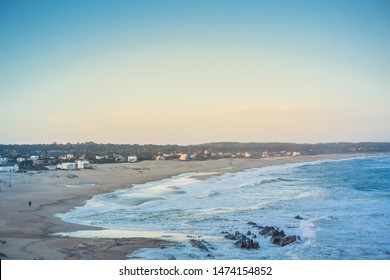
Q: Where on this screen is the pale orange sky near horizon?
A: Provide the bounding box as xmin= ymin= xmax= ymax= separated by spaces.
xmin=1 ymin=1 xmax=389 ymax=145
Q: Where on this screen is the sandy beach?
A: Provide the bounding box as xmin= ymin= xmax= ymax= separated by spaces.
xmin=0 ymin=154 xmax=368 ymax=260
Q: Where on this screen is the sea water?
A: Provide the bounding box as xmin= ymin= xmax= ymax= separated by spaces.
xmin=56 ymin=155 xmax=390 ymax=260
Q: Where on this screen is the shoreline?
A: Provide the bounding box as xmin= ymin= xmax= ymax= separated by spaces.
xmin=0 ymin=153 xmax=379 ymax=259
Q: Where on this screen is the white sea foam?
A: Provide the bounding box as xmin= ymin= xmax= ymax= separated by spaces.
xmin=299 ymin=217 xmax=322 ymax=245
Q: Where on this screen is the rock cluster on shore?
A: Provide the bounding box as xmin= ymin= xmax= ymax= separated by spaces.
xmin=189 ymin=239 xmax=210 ymax=252
xmin=257 ymin=225 xmax=301 ymax=247
xmin=187 ymin=219 xmax=301 ymax=257
xmin=221 ymin=223 xmax=300 ymax=250
xmin=223 ymin=231 xmax=260 ymax=249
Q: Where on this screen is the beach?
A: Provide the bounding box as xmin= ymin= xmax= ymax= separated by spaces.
xmin=0 ymin=154 xmax=371 ymax=260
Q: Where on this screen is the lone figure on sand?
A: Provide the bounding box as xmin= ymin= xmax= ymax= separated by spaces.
xmin=28 ymin=201 xmax=31 ymax=207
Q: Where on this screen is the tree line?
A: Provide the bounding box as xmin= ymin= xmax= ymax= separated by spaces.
xmin=1 ymin=142 xmax=389 ymax=159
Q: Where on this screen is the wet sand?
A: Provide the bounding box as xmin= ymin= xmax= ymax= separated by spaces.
xmin=0 ymin=154 xmax=368 ymax=259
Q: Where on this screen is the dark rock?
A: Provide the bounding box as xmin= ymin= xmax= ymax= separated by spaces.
xmin=246 ymin=230 xmax=252 ymax=236
xmin=295 ymin=215 xmax=304 ymax=220
xmin=247 ymin=222 xmax=257 ymax=226
xmin=224 ymin=230 xmax=259 ymax=250
xmin=270 ymin=236 xmax=283 ymax=245
xmin=280 ymin=235 xmax=299 ymax=246
xmin=224 ymin=231 xmax=246 ymax=240
xmin=235 ymin=238 xmax=259 ymax=250
xmin=187 ymin=235 xmax=202 ymax=238
xmin=189 ymin=239 xmax=209 ymax=251
xmin=201 ymin=239 xmax=215 ymax=250
xmin=271 ymin=235 xmax=300 ymax=247
xmin=271 ymin=229 xmax=285 ymax=238
xmin=253 ymin=225 xmax=263 ymax=229
xmin=259 ymin=226 xmax=277 ymax=236
xmin=224 ymin=233 xmax=234 ymax=240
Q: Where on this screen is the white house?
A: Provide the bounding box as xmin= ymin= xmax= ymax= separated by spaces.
xmin=128 ymin=156 xmax=137 ymax=163
xmin=17 ymin=157 xmax=26 ymax=162
xmin=0 ymin=164 xmax=19 ymax=173
xmin=29 ymin=155 xmax=39 ymax=161
xmin=0 ymin=157 xmax=8 ymax=165
xmin=76 ymin=160 xmax=89 ymax=169
xmin=179 ymin=154 xmax=189 ymax=161
xmin=155 ymin=155 xmax=165 ymax=160
xmin=57 ymin=162 xmax=77 ymax=170
xmin=244 ymin=152 xmax=252 ymax=158
xmin=96 ymin=155 xmax=108 ymax=160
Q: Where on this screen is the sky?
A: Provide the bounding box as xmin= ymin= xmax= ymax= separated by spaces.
xmin=0 ymin=0 xmax=389 ymax=145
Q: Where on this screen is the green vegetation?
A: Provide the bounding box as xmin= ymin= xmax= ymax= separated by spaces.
xmin=0 ymin=142 xmax=389 ymax=163
xmin=2 ymin=142 xmax=390 ymax=155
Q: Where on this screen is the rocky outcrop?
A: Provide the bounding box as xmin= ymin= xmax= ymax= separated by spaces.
xmin=270 ymin=235 xmax=300 ymax=247
xmin=224 ymin=231 xmax=247 ymax=241
xmin=223 ymin=221 xmax=301 ymax=251
xmin=259 ymin=226 xmax=280 ymax=236
xmin=189 ymin=239 xmax=209 ymax=252
xmin=224 ymin=231 xmax=259 ymax=250
xmin=235 ymin=238 xmax=259 ymax=249
xmin=259 ymin=225 xmax=300 ymax=247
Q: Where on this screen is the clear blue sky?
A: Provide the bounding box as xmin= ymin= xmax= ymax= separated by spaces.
xmin=1 ymin=0 xmax=389 ymax=144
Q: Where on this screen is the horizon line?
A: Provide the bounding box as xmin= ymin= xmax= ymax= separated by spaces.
xmin=1 ymin=141 xmax=390 ymax=146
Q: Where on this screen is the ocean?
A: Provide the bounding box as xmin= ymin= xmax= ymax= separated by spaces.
xmin=56 ymin=155 xmax=390 ymax=260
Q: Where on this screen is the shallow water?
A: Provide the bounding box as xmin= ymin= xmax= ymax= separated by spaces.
xmin=57 ymin=155 xmax=390 ymax=259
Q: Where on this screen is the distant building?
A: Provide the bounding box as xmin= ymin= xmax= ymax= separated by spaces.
xmin=96 ymin=155 xmax=108 ymax=160
xmin=190 ymin=153 xmax=198 ymax=159
xmin=128 ymin=156 xmax=137 ymax=163
xmin=114 ymin=155 xmax=126 ymax=162
xmin=29 ymin=155 xmax=39 ymax=161
xmin=17 ymin=157 xmax=26 ymax=163
xmin=32 ymin=160 xmax=45 ymax=166
xmin=47 ymin=157 xmax=56 ymax=164
xmin=0 ymin=164 xmax=19 ymax=173
xmin=66 ymin=154 xmax=74 ymax=160
xmin=0 ymin=157 xmax=8 ymax=165
xmin=155 ymin=155 xmax=165 ymax=160
xmin=163 ymin=153 xmax=173 ymax=159
xmin=57 ymin=162 xmax=77 ymax=170
xmin=179 ymin=154 xmax=189 ymax=161
xmin=76 ymin=160 xmax=89 ymax=169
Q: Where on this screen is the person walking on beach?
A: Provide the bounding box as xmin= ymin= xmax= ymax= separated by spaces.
xmin=28 ymin=201 xmax=31 ymax=208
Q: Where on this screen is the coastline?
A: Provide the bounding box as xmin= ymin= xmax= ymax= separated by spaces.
xmin=0 ymin=153 xmax=375 ymax=259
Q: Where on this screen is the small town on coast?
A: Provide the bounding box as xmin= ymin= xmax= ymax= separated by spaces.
xmin=1 ymin=142 xmax=389 ymax=173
